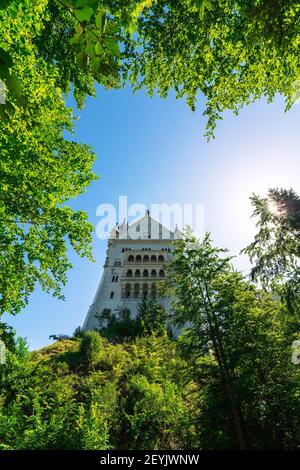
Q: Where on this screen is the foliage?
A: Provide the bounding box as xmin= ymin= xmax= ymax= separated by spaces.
xmin=95 ymin=308 xmax=137 ymax=342
xmin=95 ymin=298 xmax=169 ymax=342
xmin=135 ymin=296 xmax=168 ymax=337
xmin=243 ymin=188 xmax=300 ymax=320
xmin=80 ymin=330 xmax=103 ymax=367
xmin=35 ymin=1 xmax=300 ymax=137
xmin=125 ymin=0 xmax=300 ymax=137
xmin=49 ymin=333 xmax=71 ymax=341
xmin=168 ymin=230 xmax=300 ymax=449
xmin=0 ymin=330 xmax=198 ymax=450
xmin=0 ymin=0 xmax=97 ymax=316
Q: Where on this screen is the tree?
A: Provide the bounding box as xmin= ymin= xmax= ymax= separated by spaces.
xmin=168 ymin=230 xmax=300 ymax=449
xmin=0 ymin=1 xmax=97 ymax=315
xmin=5 ymin=1 xmax=300 ymax=134
xmin=135 ymin=296 xmax=168 ymax=337
xmin=126 ymin=0 xmax=300 ymax=137
xmin=95 ymin=307 xmax=137 ymax=342
xmin=243 ymin=188 xmax=300 ymax=320
xmin=80 ymin=330 xmax=103 ymax=367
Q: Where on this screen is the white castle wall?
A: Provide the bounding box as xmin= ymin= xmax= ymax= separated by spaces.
xmin=83 ymin=213 xmax=181 ymax=331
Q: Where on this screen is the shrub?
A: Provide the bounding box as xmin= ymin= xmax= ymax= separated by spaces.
xmin=80 ymin=331 xmax=103 ymax=368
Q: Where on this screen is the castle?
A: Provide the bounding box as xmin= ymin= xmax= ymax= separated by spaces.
xmin=83 ymin=211 xmax=182 ymax=330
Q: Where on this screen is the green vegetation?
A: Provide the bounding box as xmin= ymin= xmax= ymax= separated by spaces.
xmin=0 ymin=326 xmax=198 ymax=450
xmin=0 ymin=190 xmax=299 ymax=450
xmin=243 ymin=188 xmax=300 ymax=321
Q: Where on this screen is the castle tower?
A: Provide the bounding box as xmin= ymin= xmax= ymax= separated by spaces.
xmin=83 ymin=211 xmax=182 ymax=330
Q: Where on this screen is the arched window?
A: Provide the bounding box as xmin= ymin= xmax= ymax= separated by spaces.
xmin=136 ymin=255 xmax=142 ymax=262
xmin=151 ymin=269 xmax=156 ymax=277
xmin=134 ymin=283 xmax=140 ymax=298
xmin=143 ymin=269 xmax=149 ymax=277
xmin=127 ymin=269 xmax=132 ymax=277
xmin=135 ymin=269 xmax=140 ymax=277
xmin=159 ymin=269 xmax=165 ymax=277
xmin=112 ymin=275 xmax=115 ymax=282
xmin=151 ymin=255 xmax=157 ymax=262
xmin=128 ymin=255 xmax=134 ymax=262
xmin=151 ymin=283 xmax=157 ymax=297
xmin=143 ymin=255 xmax=149 ymax=262
xmin=142 ymin=283 xmax=148 ymax=297
xmin=115 ymin=275 xmax=118 ymax=282
xmin=158 ymin=255 xmax=164 ymax=262
xmin=110 ymin=291 xmax=114 ymax=299
xmin=125 ymin=283 xmax=131 ymax=298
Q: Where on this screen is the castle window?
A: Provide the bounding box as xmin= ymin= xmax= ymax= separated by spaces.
xmin=151 ymin=283 xmax=157 ymax=297
xmin=143 ymin=269 xmax=149 ymax=277
xmin=112 ymin=275 xmax=115 ymax=282
xmin=110 ymin=291 xmax=114 ymax=299
xmin=115 ymin=275 xmax=118 ymax=282
xmin=136 ymin=255 xmax=142 ymax=262
xmin=128 ymin=255 xmax=134 ymax=262
xmin=159 ymin=269 xmax=165 ymax=277
xmin=151 ymin=269 xmax=156 ymax=277
xmin=158 ymin=255 xmax=164 ymax=262
xmin=134 ymin=283 xmax=140 ymax=298
xmin=151 ymin=255 xmax=157 ymax=262
xmin=125 ymin=283 xmax=131 ymax=298
xmin=127 ymin=269 xmax=132 ymax=277
xmin=135 ymin=269 xmax=140 ymax=277
xmin=142 ymin=283 xmax=148 ymax=297
xmin=143 ymin=255 xmax=149 ymax=262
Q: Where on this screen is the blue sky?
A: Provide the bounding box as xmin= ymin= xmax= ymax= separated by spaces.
xmin=3 ymin=85 xmax=300 ymax=350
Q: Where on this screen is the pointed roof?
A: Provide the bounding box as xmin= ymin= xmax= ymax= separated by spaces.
xmin=109 ymin=210 xmax=182 ymax=240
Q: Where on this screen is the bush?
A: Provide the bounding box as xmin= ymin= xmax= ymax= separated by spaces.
xmin=80 ymin=331 xmax=103 ymax=368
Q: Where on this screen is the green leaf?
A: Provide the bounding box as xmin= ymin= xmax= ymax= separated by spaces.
xmin=75 ymin=0 xmax=86 ymax=7
xmin=95 ymin=42 xmax=104 ymax=56
xmin=105 ymin=39 xmax=120 ymax=58
xmin=74 ymin=6 xmax=94 ymax=22
xmin=90 ymin=56 xmax=101 ymax=74
xmin=70 ymin=32 xmax=83 ymax=46
xmin=95 ymin=11 xmax=103 ymax=30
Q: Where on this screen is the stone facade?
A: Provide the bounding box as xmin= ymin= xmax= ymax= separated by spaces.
xmin=83 ymin=211 xmax=182 ymax=330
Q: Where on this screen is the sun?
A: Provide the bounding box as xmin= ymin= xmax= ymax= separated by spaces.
xmin=268 ymin=199 xmax=281 ymax=216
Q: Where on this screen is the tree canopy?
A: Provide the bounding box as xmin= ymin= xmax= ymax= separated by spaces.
xmin=0 ymin=1 xmax=97 ymax=315
xmin=243 ymin=188 xmax=300 ymax=320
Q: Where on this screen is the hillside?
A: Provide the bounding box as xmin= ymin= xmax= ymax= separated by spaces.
xmin=0 ymin=331 xmax=200 ymax=450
